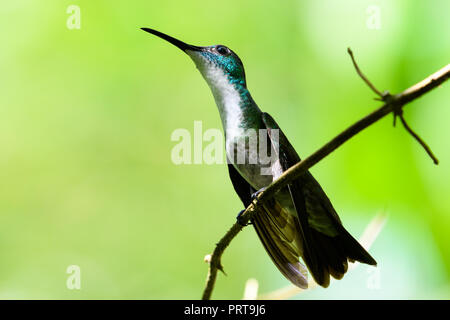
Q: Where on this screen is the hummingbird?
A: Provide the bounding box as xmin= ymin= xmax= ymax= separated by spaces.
xmin=141 ymin=28 xmax=377 ymax=288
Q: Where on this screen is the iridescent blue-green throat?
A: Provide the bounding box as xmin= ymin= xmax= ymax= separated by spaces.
xmin=140 ymin=28 xmax=263 ymax=139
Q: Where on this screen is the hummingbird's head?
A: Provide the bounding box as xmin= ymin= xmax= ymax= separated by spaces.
xmin=141 ymin=28 xmax=247 ymax=91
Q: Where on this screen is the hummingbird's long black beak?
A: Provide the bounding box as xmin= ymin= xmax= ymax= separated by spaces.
xmin=141 ymin=28 xmax=203 ymax=53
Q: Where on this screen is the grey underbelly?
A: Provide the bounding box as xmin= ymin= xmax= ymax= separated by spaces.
xmin=226 ymin=139 xmax=276 ymax=189
xmin=234 ymin=162 xmax=273 ymax=190
xmin=226 ymin=140 xmax=297 ymax=216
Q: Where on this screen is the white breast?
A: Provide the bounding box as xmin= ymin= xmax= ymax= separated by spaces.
xmin=188 ymin=50 xmax=278 ymax=189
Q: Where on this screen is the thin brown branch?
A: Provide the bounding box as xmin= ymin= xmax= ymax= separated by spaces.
xmin=347 ymin=47 xmax=384 ymax=98
xmin=348 ymin=48 xmax=440 ymax=164
xmin=398 ymin=112 xmax=439 ymax=165
xmin=201 ymin=56 xmax=450 ymax=300
xmin=201 ymin=223 xmax=241 ymax=299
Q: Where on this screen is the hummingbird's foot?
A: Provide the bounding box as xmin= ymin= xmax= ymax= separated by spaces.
xmin=236 ymin=209 xmax=252 ymax=226
xmin=251 ymin=187 xmax=267 ymax=201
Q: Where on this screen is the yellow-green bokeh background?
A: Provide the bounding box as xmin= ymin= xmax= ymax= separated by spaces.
xmin=0 ymin=0 xmax=449 ymax=299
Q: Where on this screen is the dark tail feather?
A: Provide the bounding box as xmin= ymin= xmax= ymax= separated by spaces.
xmin=337 ymin=226 xmax=377 ymax=266
xmin=303 ymin=226 xmax=376 ymax=288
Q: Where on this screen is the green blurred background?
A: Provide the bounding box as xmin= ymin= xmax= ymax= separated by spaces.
xmin=0 ymin=0 xmax=449 ymax=299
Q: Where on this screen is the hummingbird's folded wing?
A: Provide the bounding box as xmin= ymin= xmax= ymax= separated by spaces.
xmin=253 ymin=197 xmax=309 ymax=288
xmin=261 ymin=112 xmax=376 ymax=288
xmin=227 ymin=163 xmax=309 ymax=289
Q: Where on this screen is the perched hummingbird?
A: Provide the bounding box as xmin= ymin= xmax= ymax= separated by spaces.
xmin=142 ymin=28 xmax=376 ymax=288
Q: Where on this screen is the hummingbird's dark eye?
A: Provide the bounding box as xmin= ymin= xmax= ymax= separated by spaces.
xmin=216 ymin=45 xmax=230 ymax=56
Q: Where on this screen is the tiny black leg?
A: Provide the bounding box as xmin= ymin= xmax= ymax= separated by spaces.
xmin=236 ymin=209 xmax=251 ymax=226
xmin=251 ymin=187 xmax=267 ymax=201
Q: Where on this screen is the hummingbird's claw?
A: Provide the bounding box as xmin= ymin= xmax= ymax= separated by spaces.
xmin=236 ymin=187 xmax=267 ymax=226
xmin=236 ymin=209 xmax=252 ymax=226
xmin=251 ymin=187 xmax=267 ymax=201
